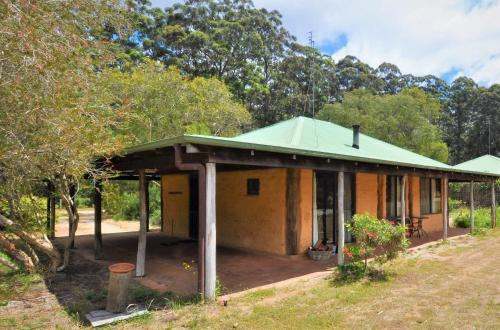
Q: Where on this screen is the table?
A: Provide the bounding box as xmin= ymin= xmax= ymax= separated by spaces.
xmin=410 ymin=216 xmax=429 ymax=238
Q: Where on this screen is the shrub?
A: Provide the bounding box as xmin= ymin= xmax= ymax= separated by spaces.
xmin=453 ymin=207 xmax=498 ymax=229
xmin=344 ymin=213 xmax=409 ymax=271
xmin=448 ymin=198 xmax=464 ymax=211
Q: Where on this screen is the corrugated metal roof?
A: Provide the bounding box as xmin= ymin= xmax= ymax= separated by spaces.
xmin=454 ymin=155 xmax=500 ymax=176
xmin=124 ymin=116 xmax=498 ymax=177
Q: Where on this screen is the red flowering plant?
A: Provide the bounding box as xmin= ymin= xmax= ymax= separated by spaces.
xmin=343 ymin=213 xmax=409 ymax=273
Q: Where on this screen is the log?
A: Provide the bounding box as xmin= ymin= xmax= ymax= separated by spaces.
xmin=442 ymin=176 xmax=448 ymax=239
xmin=106 ymin=263 xmax=135 ymax=313
xmin=337 ymin=171 xmax=345 ymax=265
xmin=377 ymin=174 xmax=384 ymax=219
xmin=401 ymin=175 xmax=406 ymax=228
xmin=286 ymin=168 xmax=300 ymax=255
xmin=204 ymin=163 xmax=217 ymax=300
xmin=136 ymin=169 xmax=147 ymax=277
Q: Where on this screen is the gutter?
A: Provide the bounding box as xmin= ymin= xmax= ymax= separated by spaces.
xmin=173 ymin=143 xmax=206 ymax=301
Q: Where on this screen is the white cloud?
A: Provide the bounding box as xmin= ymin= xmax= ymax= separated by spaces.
xmin=152 ymin=0 xmax=500 ymax=85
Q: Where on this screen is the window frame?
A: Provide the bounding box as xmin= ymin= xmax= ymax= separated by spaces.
xmin=420 ymin=177 xmax=442 ymax=214
xmin=246 ymin=178 xmax=260 ymax=196
xmin=386 ymin=175 xmax=402 ymax=219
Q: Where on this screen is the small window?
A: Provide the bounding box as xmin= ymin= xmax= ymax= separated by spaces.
xmin=247 ymin=178 xmax=260 ymax=195
xmin=420 ymin=178 xmax=442 ymax=214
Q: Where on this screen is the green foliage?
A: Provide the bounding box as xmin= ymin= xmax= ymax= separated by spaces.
xmin=452 ymin=207 xmax=498 ymax=229
xmin=317 ymin=88 xmax=449 ymax=162
xmin=448 ymin=198 xmax=465 ymax=211
xmin=85 ymin=289 xmax=107 ymax=303
xmin=98 ymin=61 xmax=251 ymax=144
xmin=343 ymin=213 xmax=409 ymax=277
xmin=102 ymin=180 xmax=162 ymax=223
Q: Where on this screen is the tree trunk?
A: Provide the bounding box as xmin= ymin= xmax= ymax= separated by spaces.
xmin=0 ymin=232 xmax=35 ymax=272
xmin=57 ymin=178 xmax=80 ymax=271
xmin=0 ymin=255 xmax=19 ymax=271
xmin=0 ymin=213 xmax=61 ymax=271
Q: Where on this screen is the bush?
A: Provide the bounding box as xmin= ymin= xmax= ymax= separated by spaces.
xmin=341 ymin=213 xmax=409 ymax=277
xmin=448 ymin=198 xmax=464 ymax=211
xmin=453 ymin=207 xmax=498 ymax=229
xmin=102 ymin=181 xmax=162 ymax=223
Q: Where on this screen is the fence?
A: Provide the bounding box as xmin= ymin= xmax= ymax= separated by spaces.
xmin=449 ymin=181 xmax=499 ymax=209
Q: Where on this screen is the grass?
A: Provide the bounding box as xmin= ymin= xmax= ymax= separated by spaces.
xmin=0 ymin=268 xmax=42 ymax=306
xmin=164 ymin=229 xmax=500 ymax=329
xmin=1 ymin=230 xmax=500 ymax=329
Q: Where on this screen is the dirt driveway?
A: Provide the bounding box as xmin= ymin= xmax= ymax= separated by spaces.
xmin=55 ymin=209 xmax=149 ymax=237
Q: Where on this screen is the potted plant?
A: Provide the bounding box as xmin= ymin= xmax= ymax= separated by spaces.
xmin=307 ymin=240 xmax=335 ymax=261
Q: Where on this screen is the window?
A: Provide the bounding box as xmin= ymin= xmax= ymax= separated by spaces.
xmin=420 ymin=178 xmax=442 ymax=214
xmin=246 ymin=178 xmax=260 ymax=195
xmin=386 ymin=176 xmax=402 ymax=218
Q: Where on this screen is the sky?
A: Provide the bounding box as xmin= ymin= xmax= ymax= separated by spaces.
xmin=150 ymin=0 xmax=500 ymax=86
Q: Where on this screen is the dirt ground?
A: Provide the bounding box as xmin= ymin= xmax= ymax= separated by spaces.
xmin=55 ymin=209 xmax=144 ymax=237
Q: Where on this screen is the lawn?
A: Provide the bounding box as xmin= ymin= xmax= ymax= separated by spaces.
xmin=0 ymin=230 xmax=499 ymax=329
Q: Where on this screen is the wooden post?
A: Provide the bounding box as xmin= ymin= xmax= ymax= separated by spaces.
xmin=69 ymin=184 xmax=77 ymax=249
xmin=204 ymin=163 xmax=216 ymax=300
xmin=442 ymin=176 xmax=448 ymax=239
xmin=94 ymin=181 xmax=103 ymax=260
xmin=145 ymin=179 xmax=150 ymax=232
xmin=470 ymin=180 xmax=474 ymax=234
xmin=160 ymin=179 xmax=164 ymax=232
xmin=46 ymin=181 xmax=56 ymax=239
xmin=49 ymin=192 xmax=56 ymax=239
xmin=136 ymin=169 xmax=147 ymax=277
xmin=286 ymin=169 xmax=300 ymax=255
xmin=492 ymin=179 xmax=496 ymax=228
xmin=408 ymin=176 xmax=413 ymax=219
xmin=401 ymin=175 xmax=406 ymax=229
xmin=337 ymin=171 xmax=345 ymax=266
xmin=377 ymin=174 xmax=384 ymax=219
xmin=312 ymin=172 xmax=318 ymax=245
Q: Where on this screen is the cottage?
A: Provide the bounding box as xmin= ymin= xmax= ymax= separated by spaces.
xmin=77 ymin=117 xmax=498 ymax=300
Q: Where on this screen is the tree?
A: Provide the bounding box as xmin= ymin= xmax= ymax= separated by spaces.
xmin=467 ymin=85 xmax=500 ymax=158
xmin=335 ymin=55 xmax=384 ymax=94
xmin=441 ymin=77 xmax=480 ymax=164
xmin=317 ymin=88 xmax=449 ymax=162
xmin=98 ymin=61 xmax=252 ymax=144
xmin=0 ymin=0 xmax=127 ymax=271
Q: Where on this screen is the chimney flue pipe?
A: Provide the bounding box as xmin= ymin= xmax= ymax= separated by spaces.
xmin=352 ymin=124 xmax=360 ymax=149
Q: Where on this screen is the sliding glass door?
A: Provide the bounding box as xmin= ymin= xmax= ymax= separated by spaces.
xmin=314 ymin=171 xmax=355 ymax=248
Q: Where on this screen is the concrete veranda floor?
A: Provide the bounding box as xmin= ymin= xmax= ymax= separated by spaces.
xmin=54 ymin=226 xmax=469 ymax=296
xmin=55 ymin=232 xmax=337 ymax=296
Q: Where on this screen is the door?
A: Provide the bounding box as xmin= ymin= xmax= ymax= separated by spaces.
xmin=188 ymin=175 xmax=198 ymax=239
xmin=314 ymin=171 xmax=356 ymax=248
xmin=315 ymin=172 xmax=337 ymax=245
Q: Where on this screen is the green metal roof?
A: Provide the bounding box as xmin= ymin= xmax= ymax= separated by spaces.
xmin=124 ymin=116 xmax=498 ymax=177
xmin=453 ymin=155 xmax=500 ymax=176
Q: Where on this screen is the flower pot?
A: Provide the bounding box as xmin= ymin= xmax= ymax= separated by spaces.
xmin=307 ymin=249 xmax=334 ymax=261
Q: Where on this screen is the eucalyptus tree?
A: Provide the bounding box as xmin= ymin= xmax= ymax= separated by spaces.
xmin=0 ymin=0 xmax=128 ymax=271
xmin=317 ymin=88 xmax=449 ymax=162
